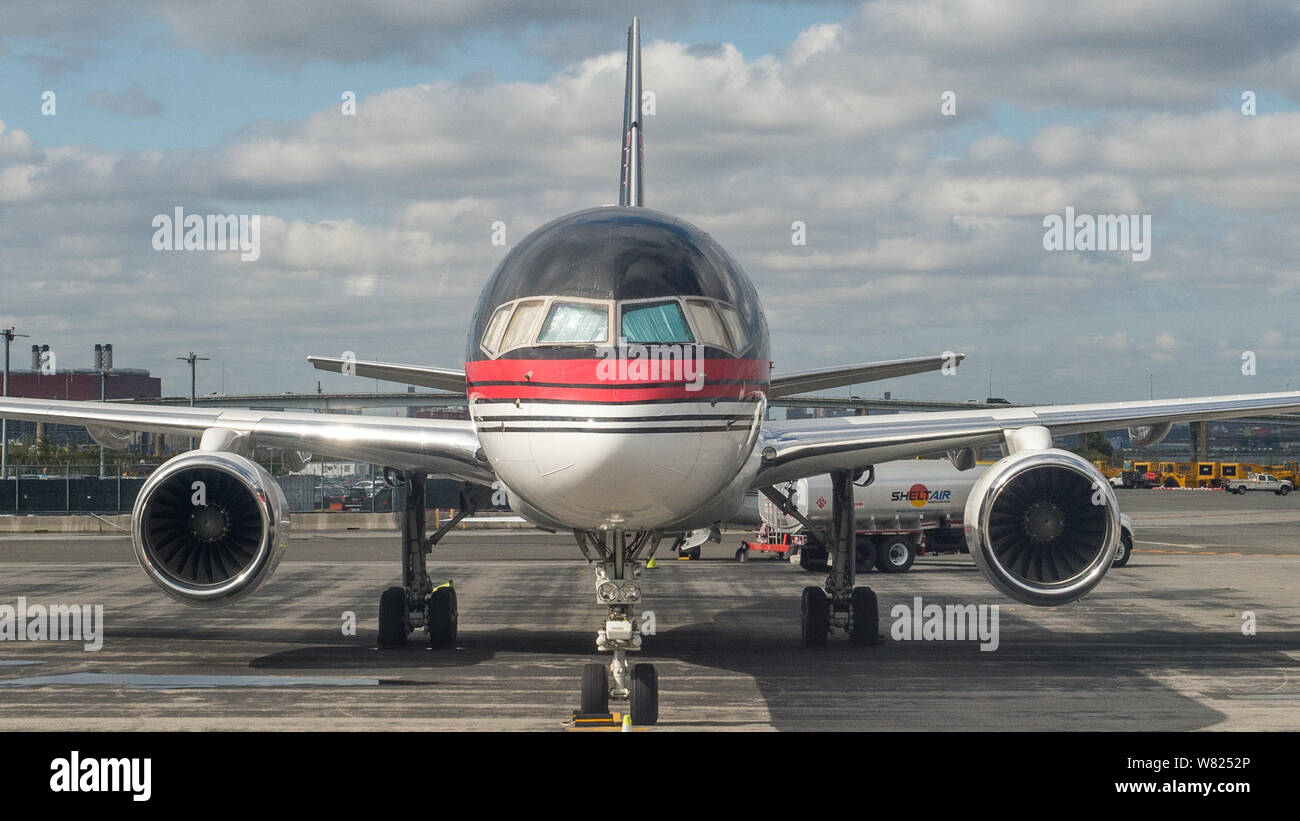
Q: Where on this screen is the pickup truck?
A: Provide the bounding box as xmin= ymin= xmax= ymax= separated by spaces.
xmin=1224 ymin=473 xmax=1293 ymax=496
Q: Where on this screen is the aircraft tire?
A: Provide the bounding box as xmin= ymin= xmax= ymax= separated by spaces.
xmin=630 ymin=663 xmax=659 ymax=725
xmin=377 ymin=586 xmax=408 ymax=648
xmin=580 ymin=663 xmax=609 ymax=714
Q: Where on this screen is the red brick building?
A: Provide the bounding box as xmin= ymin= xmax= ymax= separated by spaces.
xmin=4 ymin=345 xmax=162 ymax=446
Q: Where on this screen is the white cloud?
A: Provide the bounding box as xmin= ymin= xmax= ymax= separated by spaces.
xmin=1259 ymin=329 xmax=1286 ymax=348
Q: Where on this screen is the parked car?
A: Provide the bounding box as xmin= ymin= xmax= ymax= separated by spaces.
xmin=343 ymin=485 xmax=394 ymax=511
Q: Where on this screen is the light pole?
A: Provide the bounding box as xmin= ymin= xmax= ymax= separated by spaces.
xmin=1 ymin=327 xmax=29 ymax=480
xmin=177 ymin=352 xmax=209 ymax=449
xmin=99 ymin=360 xmax=109 ymax=478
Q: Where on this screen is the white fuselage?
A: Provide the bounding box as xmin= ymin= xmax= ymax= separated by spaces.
xmin=474 ymin=397 xmax=766 ymax=531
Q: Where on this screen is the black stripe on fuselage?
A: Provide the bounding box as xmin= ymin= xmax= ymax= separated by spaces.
xmin=471 ymin=396 xmax=764 ymax=405
xmin=477 ymin=424 xmax=743 ymax=434
xmin=473 ymin=413 xmax=754 ymax=423
xmin=467 ymin=379 xmax=755 ymax=389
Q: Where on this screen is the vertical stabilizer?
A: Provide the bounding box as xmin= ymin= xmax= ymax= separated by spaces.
xmin=618 ymin=17 xmax=644 ymax=207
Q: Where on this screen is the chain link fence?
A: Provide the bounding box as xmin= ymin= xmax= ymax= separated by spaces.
xmin=0 ymin=464 xmax=496 ymax=515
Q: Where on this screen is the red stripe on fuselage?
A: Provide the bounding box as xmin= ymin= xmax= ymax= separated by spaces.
xmin=465 ymin=358 xmax=770 ymax=402
xmin=466 ymin=358 xmax=769 ymax=384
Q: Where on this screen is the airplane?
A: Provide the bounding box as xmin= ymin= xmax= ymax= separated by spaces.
xmin=5 ymin=17 xmax=1300 ymax=724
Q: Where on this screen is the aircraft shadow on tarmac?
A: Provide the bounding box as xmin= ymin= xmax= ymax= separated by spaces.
xmin=655 ymin=605 xmax=1300 ymax=729
xmin=247 ymin=630 xmax=593 ymax=671
xmin=233 ymin=582 xmax=1300 ymax=731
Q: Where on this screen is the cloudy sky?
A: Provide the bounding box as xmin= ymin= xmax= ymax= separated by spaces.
xmin=2 ymin=0 xmax=1299 ymax=404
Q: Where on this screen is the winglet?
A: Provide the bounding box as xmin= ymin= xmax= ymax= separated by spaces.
xmin=307 ymin=355 xmax=466 ymax=394
xmin=618 ymin=17 xmax=644 ymax=207
xmin=768 ymin=353 xmax=967 ymax=398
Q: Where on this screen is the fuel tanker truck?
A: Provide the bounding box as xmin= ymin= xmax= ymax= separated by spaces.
xmin=723 ymin=458 xmax=1134 ymax=573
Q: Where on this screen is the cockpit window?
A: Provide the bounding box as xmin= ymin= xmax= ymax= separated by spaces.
xmin=716 ymin=303 xmax=748 ymax=351
xmin=480 ymin=295 xmax=748 ymax=358
xmin=482 ymin=304 xmax=512 ymax=354
xmin=500 ymin=299 xmax=545 ymax=352
xmin=685 ymin=300 xmax=731 ymax=350
xmin=537 ymin=301 xmax=609 ymax=344
xmin=621 ymin=301 xmax=694 ymax=344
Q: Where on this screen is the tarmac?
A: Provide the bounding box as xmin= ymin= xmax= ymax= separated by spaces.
xmin=0 ymin=489 xmax=1297 ymax=731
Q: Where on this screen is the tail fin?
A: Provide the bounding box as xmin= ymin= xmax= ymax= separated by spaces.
xmin=618 ymin=17 xmax=643 ymax=207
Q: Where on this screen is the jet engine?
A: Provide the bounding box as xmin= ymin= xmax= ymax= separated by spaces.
xmin=964 ymin=448 xmax=1119 ymax=606
xmin=132 ymin=450 xmax=289 ymax=606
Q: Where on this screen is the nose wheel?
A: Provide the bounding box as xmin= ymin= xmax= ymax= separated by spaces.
xmin=578 ymin=660 xmax=657 ymax=724
xmin=580 ymin=663 xmax=609 ymax=714
xmin=629 ymin=663 xmax=658 ymax=725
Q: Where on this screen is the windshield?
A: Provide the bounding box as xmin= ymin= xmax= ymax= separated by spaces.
xmin=537 ymin=301 xmax=609 ymax=344
xmin=621 ymin=301 xmax=694 ymax=344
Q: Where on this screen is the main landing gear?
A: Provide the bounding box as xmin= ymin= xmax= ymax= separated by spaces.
xmin=377 ymin=473 xmax=489 ymax=649
xmin=574 ymin=528 xmax=662 ymax=724
xmin=764 ymin=469 xmax=880 ymax=646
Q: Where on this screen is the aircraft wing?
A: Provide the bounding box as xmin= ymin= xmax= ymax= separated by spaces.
xmin=768 ymin=354 xmax=964 ymax=398
xmin=0 ymin=397 xmax=493 ymax=484
xmin=307 ymin=355 xmax=467 ymax=393
xmin=754 ymin=391 xmax=1300 ymax=486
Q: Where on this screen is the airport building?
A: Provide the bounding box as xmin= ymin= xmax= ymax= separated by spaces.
xmin=4 ymin=344 xmax=162 ymax=447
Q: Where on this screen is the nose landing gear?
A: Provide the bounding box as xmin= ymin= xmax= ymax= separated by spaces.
xmin=574 ymin=529 xmax=661 ymax=724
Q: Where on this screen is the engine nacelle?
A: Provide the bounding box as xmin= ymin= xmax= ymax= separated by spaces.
xmin=1129 ymin=421 xmax=1173 ymax=447
xmin=964 ymin=448 xmax=1119 ymax=606
xmin=85 ymin=424 xmax=134 ymax=450
xmin=947 ymin=447 xmax=978 ymax=471
xmin=132 ymin=451 xmax=290 ymax=606
xmin=281 ymin=450 xmax=312 ymax=473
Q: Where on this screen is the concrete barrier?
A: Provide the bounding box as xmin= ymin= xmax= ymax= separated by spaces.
xmin=0 ymin=514 xmax=132 ymax=534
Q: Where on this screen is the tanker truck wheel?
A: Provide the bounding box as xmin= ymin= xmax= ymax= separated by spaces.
xmin=1112 ymin=531 xmax=1132 ymax=567
xmin=875 ymin=536 xmax=916 ymax=573
xmin=799 ymin=546 xmax=829 ymax=573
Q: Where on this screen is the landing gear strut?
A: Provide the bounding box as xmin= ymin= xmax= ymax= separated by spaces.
xmin=377 ymin=473 xmax=487 ymax=648
xmin=573 ymin=528 xmax=661 ymax=724
xmin=765 ymin=469 xmax=879 ymax=646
